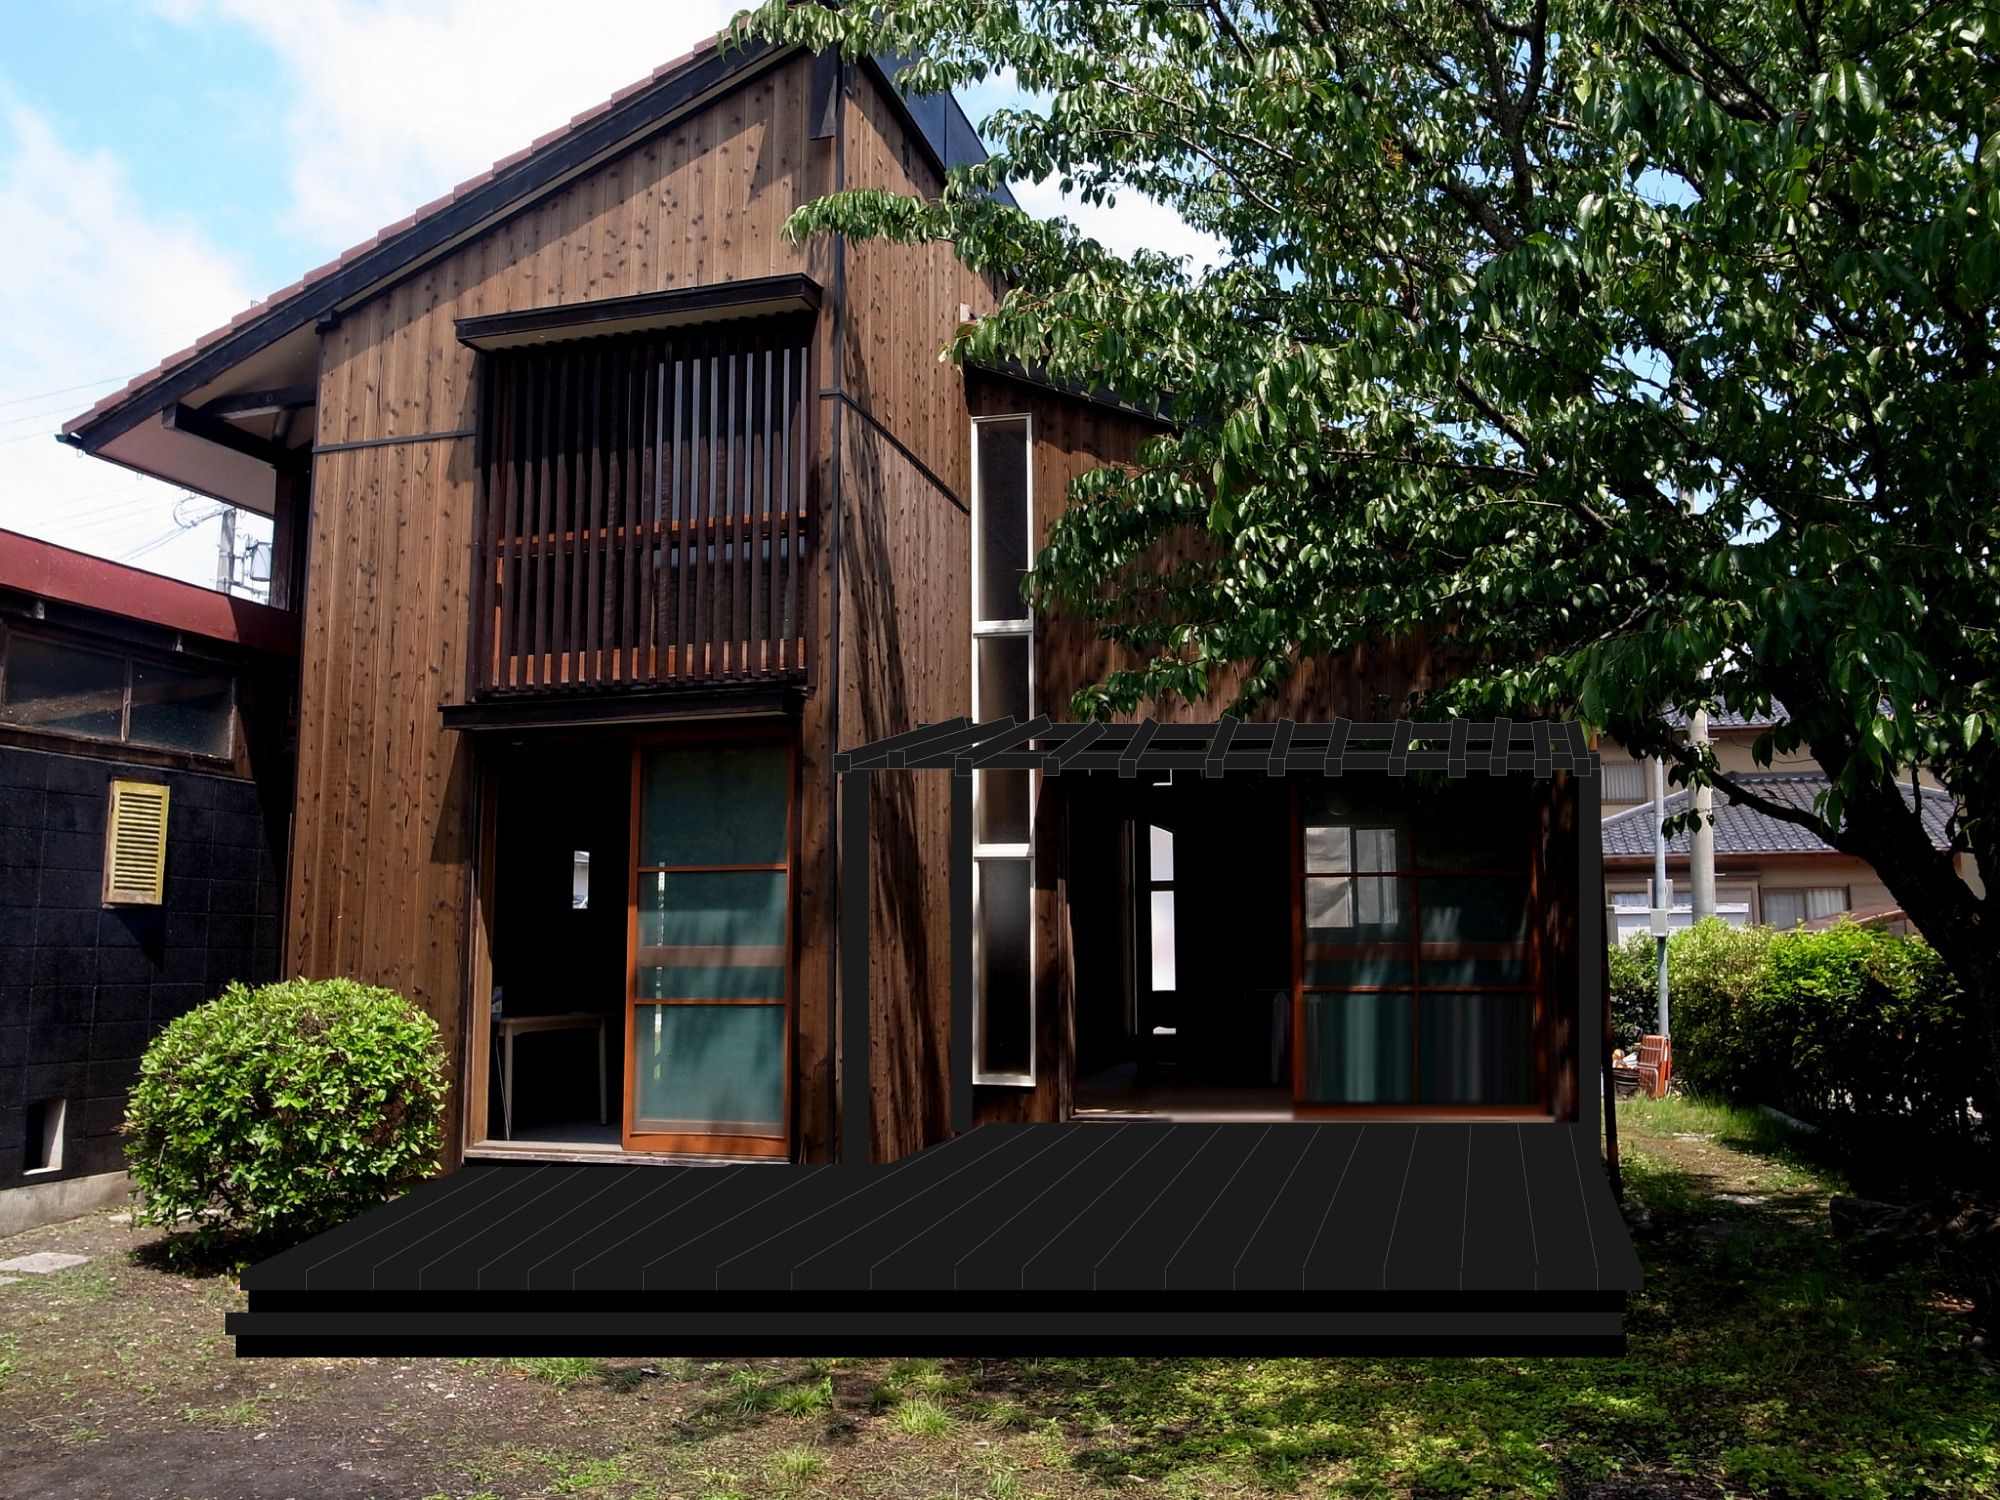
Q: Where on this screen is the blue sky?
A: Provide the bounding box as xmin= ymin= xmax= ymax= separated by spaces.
xmin=0 ymin=2 xmax=1219 ymax=595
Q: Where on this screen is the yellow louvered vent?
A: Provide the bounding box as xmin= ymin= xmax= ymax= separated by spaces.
xmin=103 ymin=780 xmax=170 ymax=905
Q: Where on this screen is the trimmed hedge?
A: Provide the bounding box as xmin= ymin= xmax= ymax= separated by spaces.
xmin=1610 ymin=919 xmax=1987 ymax=1144
xmin=123 ymin=977 xmax=448 ymax=1248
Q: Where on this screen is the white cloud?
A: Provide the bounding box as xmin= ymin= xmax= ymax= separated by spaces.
xmin=0 ymin=103 xmax=261 ymax=587
xmin=201 ymin=0 xmax=742 ymax=253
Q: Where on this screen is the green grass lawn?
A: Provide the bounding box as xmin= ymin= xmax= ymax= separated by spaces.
xmin=3 ymin=1096 xmax=1997 ymax=1499
xmin=986 ymin=1096 xmax=2000 ymax=1499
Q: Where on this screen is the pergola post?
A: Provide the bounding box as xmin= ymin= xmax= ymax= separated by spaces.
xmin=951 ymin=769 xmax=973 ymax=1134
xmin=839 ymin=768 xmax=871 ymax=1164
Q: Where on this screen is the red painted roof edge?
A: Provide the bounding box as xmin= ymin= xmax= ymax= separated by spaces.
xmin=0 ymin=529 xmax=299 ymax=657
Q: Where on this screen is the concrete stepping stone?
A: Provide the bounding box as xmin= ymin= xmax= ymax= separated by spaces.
xmin=0 ymin=1252 xmax=91 ymax=1274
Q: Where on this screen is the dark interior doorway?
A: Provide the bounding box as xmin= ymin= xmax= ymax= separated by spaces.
xmin=1066 ymin=771 xmax=1295 ymax=1118
xmin=487 ymin=736 xmax=632 ymax=1143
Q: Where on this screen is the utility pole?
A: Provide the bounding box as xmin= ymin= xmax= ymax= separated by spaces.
xmin=1689 ymin=707 xmax=1716 ymax=922
xmin=214 ymin=507 xmax=237 ymax=595
xmin=1652 ymin=753 xmax=1671 ymax=1039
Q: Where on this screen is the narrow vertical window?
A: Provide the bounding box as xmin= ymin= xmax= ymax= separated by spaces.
xmin=971 ymin=415 xmax=1034 ymax=1084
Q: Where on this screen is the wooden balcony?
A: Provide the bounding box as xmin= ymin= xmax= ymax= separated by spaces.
xmin=469 ymin=318 xmax=813 ymax=699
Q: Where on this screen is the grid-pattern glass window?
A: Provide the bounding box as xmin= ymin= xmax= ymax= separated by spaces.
xmin=0 ymin=632 xmax=233 ymax=758
xmin=631 ymin=742 xmax=790 ymax=1138
xmin=1762 ymin=886 xmax=1848 ymax=928
xmin=972 ymin=415 xmax=1034 ymax=1084
xmin=1301 ymin=780 xmax=1539 ymax=1105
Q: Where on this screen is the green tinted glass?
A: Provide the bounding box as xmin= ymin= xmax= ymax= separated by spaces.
xmin=633 ymin=1003 xmax=784 ymax=1133
xmin=1303 ymin=991 xmax=1413 ymax=1103
xmin=638 ymin=870 xmax=786 ymax=948
xmin=640 ymin=744 xmax=787 ymax=866
xmin=1419 ymin=875 xmax=1530 ymax=942
xmin=1419 ymin=993 xmax=1537 ymax=1102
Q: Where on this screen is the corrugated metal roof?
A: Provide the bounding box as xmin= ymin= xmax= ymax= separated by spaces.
xmin=1602 ymin=772 xmax=1954 ymax=858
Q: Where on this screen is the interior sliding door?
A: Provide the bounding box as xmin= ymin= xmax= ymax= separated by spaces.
xmin=1296 ymin=778 xmax=1544 ymax=1115
xmin=626 ymin=737 xmax=792 ymax=1155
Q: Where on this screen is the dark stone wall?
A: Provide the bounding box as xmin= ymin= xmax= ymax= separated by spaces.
xmin=0 ymin=744 xmax=281 ymax=1189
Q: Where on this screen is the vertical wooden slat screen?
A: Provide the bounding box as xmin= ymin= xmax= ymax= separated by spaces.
xmin=473 ymin=316 xmax=813 ymax=694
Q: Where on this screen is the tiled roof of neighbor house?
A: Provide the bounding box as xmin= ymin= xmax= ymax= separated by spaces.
xmin=1661 ymin=700 xmax=1789 ymax=730
xmin=1601 ymin=772 xmax=1955 ymax=858
xmin=62 ymin=40 xmax=1004 ymax=452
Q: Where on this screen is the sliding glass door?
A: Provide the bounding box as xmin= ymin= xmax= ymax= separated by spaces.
xmin=1297 ymin=779 xmax=1543 ymax=1112
xmin=626 ymin=738 xmax=792 ymax=1154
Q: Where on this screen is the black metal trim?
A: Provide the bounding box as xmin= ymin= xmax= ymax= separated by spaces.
xmin=439 ymin=683 xmax=801 ymax=731
xmin=455 ymin=275 xmax=822 ymax=350
xmin=162 ymin=403 xmax=309 ymax=472
xmin=315 ymin=429 xmax=477 ymax=456
xmin=819 ymin=389 xmax=968 ymax=514
xmin=840 ymin=769 xmax=872 ymax=1163
xmin=838 ymin=717 xmax=1597 ymax=778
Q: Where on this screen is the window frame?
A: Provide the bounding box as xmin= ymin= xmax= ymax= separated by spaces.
xmin=622 ymin=722 xmax=796 ymax=1157
xmin=0 ymin=622 xmax=236 ymax=762
xmin=1292 ymin=782 xmax=1548 ymax=1115
xmin=970 ymin=412 xmax=1036 ymax=1087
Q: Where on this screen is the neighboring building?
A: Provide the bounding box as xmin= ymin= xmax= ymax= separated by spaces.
xmin=1596 ymin=709 xmax=1975 ymax=942
xmin=0 ymin=530 xmax=294 ymax=1233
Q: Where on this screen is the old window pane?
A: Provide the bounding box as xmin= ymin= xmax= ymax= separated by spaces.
xmin=1 ymin=636 xmax=125 ymax=741
xmin=128 ymin=658 xmax=232 ymax=756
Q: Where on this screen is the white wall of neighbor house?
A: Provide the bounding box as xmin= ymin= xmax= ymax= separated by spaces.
xmin=1596 ymin=726 xmax=1949 ymax=817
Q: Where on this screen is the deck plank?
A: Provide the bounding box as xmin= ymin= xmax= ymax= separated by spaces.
xmin=1303 ymin=1123 xmax=1422 ymax=1290
xmin=1094 ymin=1127 xmax=1271 ymax=1290
xmin=1164 ymin=1123 xmax=1323 ymax=1290
xmin=1459 ymin=1125 xmax=1541 ymax=1290
xmin=470 ymin=1166 xmax=677 ymax=1290
xmin=245 ymin=1163 xmax=512 ymax=1290
xmin=301 ymin=1164 xmax=538 ymax=1289
xmin=717 ymin=1128 xmax=1027 ymax=1288
xmin=1382 ymin=1124 xmax=1474 ymax=1290
xmin=375 ymin=1165 xmax=593 ymax=1290
xmin=1516 ymin=1125 xmax=1604 ymax=1289
xmin=950 ymin=1124 xmax=1157 ymax=1289
xmin=1230 ymin=1125 xmax=1366 ymax=1290
xmin=789 ymin=1125 xmax=1067 ymax=1289
xmin=1020 ymin=1126 xmax=1221 ymax=1290
xmin=567 ymin=1166 xmax=783 ymax=1289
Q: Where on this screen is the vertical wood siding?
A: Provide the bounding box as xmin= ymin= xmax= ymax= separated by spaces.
xmin=293 ymin=56 xmax=830 ymax=1162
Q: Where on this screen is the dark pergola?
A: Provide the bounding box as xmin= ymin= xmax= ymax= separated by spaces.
xmin=833 ymin=715 xmax=1601 ymax=1156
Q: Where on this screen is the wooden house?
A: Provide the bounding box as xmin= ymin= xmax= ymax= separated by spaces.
xmin=61 ymin=34 xmax=1637 ymax=1350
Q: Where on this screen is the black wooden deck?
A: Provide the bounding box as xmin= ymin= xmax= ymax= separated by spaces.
xmin=229 ymin=1122 xmax=1642 ymax=1356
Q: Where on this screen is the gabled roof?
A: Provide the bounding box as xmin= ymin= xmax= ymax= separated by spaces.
xmin=59 ymin=38 xmax=1007 ymax=511
xmin=1601 ymin=772 xmax=1954 ymax=858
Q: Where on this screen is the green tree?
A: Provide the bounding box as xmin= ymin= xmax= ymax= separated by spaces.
xmin=734 ymin=1 xmax=1998 ymax=1075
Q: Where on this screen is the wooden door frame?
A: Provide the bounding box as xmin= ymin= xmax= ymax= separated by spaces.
xmin=1289 ymin=775 xmax=1555 ymax=1122
xmin=622 ymin=719 xmax=797 ymax=1157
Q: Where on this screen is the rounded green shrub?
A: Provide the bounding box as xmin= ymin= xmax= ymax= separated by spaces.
xmin=123 ymin=977 xmax=448 ymax=1247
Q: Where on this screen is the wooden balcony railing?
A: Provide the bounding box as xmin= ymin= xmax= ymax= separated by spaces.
xmin=470 ymin=317 xmax=813 ymax=696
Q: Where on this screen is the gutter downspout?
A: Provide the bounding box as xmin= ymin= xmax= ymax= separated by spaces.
xmin=825 ymin=54 xmax=849 ymax=1165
